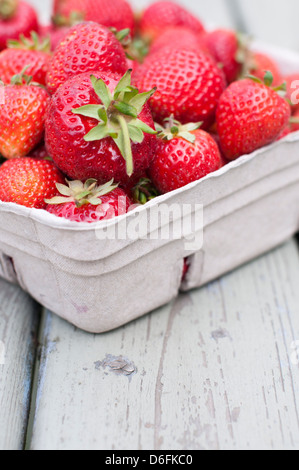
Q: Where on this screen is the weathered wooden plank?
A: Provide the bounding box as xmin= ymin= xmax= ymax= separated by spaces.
xmin=28 ymin=239 xmax=299 ymax=450
xmin=0 ymin=279 xmax=40 ymax=450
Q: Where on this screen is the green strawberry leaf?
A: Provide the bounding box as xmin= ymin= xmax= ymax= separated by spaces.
xmin=90 ymin=75 xmax=112 ymax=109
xmin=129 ymin=88 xmax=157 ymax=115
xmin=113 ymin=101 xmax=138 ymax=118
xmin=113 ymin=70 xmax=133 ymax=98
xmin=128 ymin=124 xmax=144 ymax=143
xmin=131 ymin=118 xmax=157 ymax=135
xmin=84 ymin=123 xmax=110 ymax=142
xmin=72 ymin=104 xmax=103 ymax=121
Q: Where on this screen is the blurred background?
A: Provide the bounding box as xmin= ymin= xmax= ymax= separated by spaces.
xmin=28 ymin=0 xmax=299 ymax=52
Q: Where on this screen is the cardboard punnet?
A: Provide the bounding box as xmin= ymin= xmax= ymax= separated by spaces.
xmin=0 ymin=42 xmax=299 ymax=333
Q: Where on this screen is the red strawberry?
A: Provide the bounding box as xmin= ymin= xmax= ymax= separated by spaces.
xmin=203 ymin=29 xmax=242 ymax=83
xmin=0 ymin=157 xmax=65 ymax=209
xmin=0 ymin=32 xmax=51 ymax=86
xmin=148 ymin=27 xmax=209 ymax=56
xmin=216 ymin=74 xmax=291 ymax=161
xmin=148 ymin=118 xmax=222 ymax=194
xmin=284 ymin=73 xmax=299 ymax=113
xmin=139 ymin=1 xmax=205 ymax=43
xmin=0 ymin=73 xmax=50 ymax=159
xmin=45 ymin=70 xmax=158 ymax=185
xmin=39 ymin=24 xmax=71 ymax=51
xmin=46 ymin=178 xmax=131 ymax=223
xmin=46 ymin=22 xmax=128 ymax=95
xmin=0 ymin=1 xmax=39 ymax=51
xmin=135 ymin=47 xmax=226 ymax=129
xmin=247 ymin=52 xmax=282 ymax=87
xmin=53 ymin=0 xmax=135 ymax=33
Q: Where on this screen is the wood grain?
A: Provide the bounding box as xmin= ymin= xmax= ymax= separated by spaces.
xmin=0 ymin=279 xmax=40 ymax=450
xmin=27 ymin=239 xmax=299 ymax=450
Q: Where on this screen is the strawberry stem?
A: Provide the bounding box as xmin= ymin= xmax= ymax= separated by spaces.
xmin=116 ymin=115 xmax=134 ymax=177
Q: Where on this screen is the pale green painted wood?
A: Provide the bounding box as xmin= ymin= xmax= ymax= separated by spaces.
xmin=27 ymin=240 xmax=299 ymax=450
xmin=0 ymin=279 xmax=40 ymax=450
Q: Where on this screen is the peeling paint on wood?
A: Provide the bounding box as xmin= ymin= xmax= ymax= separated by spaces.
xmin=24 ymin=240 xmax=299 ymax=450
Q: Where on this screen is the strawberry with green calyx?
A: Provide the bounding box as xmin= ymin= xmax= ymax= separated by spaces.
xmin=0 ymin=1 xmax=39 ymax=51
xmin=45 ymin=178 xmax=132 ymax=223
xmin=0 ymin=31 xmax=51 ymax=86
xmin=45 ymin=69 xmax=158 ymax=186
xmin=0 ymin=157 xmax=65 ymax=209
xmin=0 ymin=69 xmax=50 ymax=159
xmin=148 ymin=117 xmax=222 ymax=194
xmin=216 ymin=71 xmax=291 ymax=161
xmin=72 ymin=70 xmax=157 ymax=178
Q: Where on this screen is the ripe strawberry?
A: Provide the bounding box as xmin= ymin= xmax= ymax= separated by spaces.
xmin=46 ymin=22 xmax=128 ymax=95
xmin=0 ymin=73 xmax=50 ymax=159
xmin=284 ymin=73 xmax=299 ymax=113
xmin=135 ymin=47 xmax=226 ymax=129
xmin=216 ymin=74 xmax=291 ymax=161
xmin=148 ymin=118 xmax=222 ymax=194
xmin=0 ymin=157 xmax=65 ymax=209
xmin=247 ymin=52 xmax=282 ymax=87
xmin=148 ymin=27 xmax=209 ymax=56
xmin=0 ymin=0 xmax=39 ymax=51
xmin=203 ymin=29 xmax=242 ymax=83
xmin=45 ymin=70 xmax=158 ymax=185
xmin=0 ymin=32 xmax=51 ymax=86
xmin=46 ymin=178 xmax=131 ymax=223
xmin=139 ymin=1 xmax=205 ymax=42
xmin=53 ymin=0 xmax=135 ymax=33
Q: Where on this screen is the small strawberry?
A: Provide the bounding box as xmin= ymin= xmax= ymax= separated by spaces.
xmin=46 ymin=178 xmax=131 ymax=223
xmin=139 ymin=1 xmax=205 ymax=43
xmin=135 ymin=47 xmax=226 ymax=129
xmin=203 ymin=29 xmax=242 ymax=83
xmin=0 ymin=0 xmax=39 ymax=51
xmin=45 ymin=70 xmax=157 ymax=185
xmin=148 ymin=27 xmax=209 ymax=57
xmin=0 ymin=157 xmax=65 ymax=209
xmin=148 ymin=118 xmax=222 ymax=194
xmin=284 ymin=73 xmax=299 ymax=113
xmin=53 ymin=0 xmax=135 ymax=34
xmin=0 ymin=32 xmax=51 ymax=86
xmin=46 ymin=22 xmax=128 ymax=95
xmin=216 ymin=72 xmax=291 ymax=161
xmin=0 ymin=71 xmax=50 ymax=159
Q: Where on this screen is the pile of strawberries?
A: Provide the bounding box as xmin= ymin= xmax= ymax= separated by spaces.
xmin=0 ymin=0 xmax=298 ymax=223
